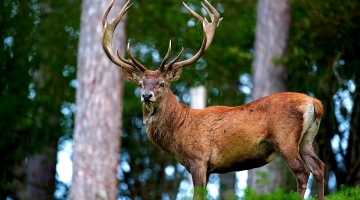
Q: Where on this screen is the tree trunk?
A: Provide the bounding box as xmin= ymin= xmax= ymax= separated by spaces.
xmin=69 ymin=0 xmax=125 ymax=199
xmin=220 ymin=172 xmax=236 ymax=199
xmin=26 ymin=144 xmax=57 ymax=200
xmin=247 ymin=0 xmax=294 ymax=194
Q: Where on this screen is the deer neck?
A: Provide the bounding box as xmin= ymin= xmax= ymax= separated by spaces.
xmin=142 ymin=89 xmax=188 ymax=153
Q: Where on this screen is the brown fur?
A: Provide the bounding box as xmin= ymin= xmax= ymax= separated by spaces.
xmin=136 ymin=72 xmax=325 ymax=199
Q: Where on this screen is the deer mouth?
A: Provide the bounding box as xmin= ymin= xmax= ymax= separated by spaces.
xmin=142 ymin=98 xmax=156 ymax=105
xmin=143 ymin=100 xmax=155 ymax=104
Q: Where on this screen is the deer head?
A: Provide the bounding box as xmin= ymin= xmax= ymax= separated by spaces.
xmin=101 ymin=0 xmax=221 ymax=107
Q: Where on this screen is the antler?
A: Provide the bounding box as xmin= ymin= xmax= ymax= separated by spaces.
xmin=101 ymin=0 xmax=147 ymax=73
xmin=163 ymin=0 xmax=222 ymax=71
xmin=101 ymin=0 xmax=221 ymax=73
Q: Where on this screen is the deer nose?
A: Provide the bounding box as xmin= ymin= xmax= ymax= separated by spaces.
xmin=142 ymin=91 xmax=154 ymax=102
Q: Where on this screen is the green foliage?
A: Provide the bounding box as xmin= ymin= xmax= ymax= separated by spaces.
xmin=241 ymin=186 xmax=360 ymax=200
xmin=325 ymin=185 xmax=360 ymax=200
xmin=242 ymin=188 xmax=301 ymax=200
xmin=288 ymin=0 xmax=360 ymax=93
xmin=193 ymin=187 xmax=208 ymax=200
xmin=1 ymin=0 xmax=80 ymax=198
xmin=30 ymin=0 xmax=80 ymax=143
xmin=289 ymin=0 xmax=360 ymax=189
xmin=1 ymin=0 xmax=37 ymax=196
xmin=254 ymin=171 xmax=270 ymax=186
xmin=179 ymin=186 xmax=360 ymax=200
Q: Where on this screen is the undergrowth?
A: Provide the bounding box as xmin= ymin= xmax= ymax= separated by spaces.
xmin=240 ymin=186 xmax=360 ymax=200
xmin=183 ymin=185 xmax=360 ymax=200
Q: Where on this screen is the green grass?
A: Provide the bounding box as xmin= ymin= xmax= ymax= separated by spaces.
xmin=181 ymin=185 xmax=360 ymax=200
xmin=324 ymin=185 xmax=360 ymax=200
xmin=240 ymin=188 xmax=301 ymax=200
xmin=240 ymin=186 xmax=360 ymax=200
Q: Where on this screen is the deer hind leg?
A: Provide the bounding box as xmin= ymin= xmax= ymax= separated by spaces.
xmin=300 ymin=121 xmax=325 ymax=200
xmin=272 ymin=128 xmax=310 ymax=198
xmin=300 ymin=148 xmax=325 ymax=200
xmin=278 ymin=146 xmax=311 ymax=198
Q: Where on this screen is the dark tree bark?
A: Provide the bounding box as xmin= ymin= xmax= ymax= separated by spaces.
xmin=220 ymin=172 xmax=236 ymax=199
xmin=247 ymin=0 xmax=294 ymax=194
xmin=26 ymin=144 xmax=57 ymax=200
xmin=69 ymin=0 xmax=125 ymax=199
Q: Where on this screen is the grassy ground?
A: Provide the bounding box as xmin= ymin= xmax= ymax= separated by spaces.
xmin=240 ymin=186 xmax=360 ymax=200
xmin=186 ymin=185 xmax=360 ymax=200
xmin=322 ymin=185 xmax=360 ymax=200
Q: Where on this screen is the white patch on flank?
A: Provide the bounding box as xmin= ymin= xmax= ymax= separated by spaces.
xmin=300 ymin=101 xmax=320 ymax=148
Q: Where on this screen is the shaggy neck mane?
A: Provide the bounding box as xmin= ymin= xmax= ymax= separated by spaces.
xmin=142 ymin=89 xmax=188 ymax=153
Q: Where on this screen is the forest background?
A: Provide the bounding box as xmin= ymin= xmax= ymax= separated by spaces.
xmin=1 ymin=0 xmax=359 ymax=199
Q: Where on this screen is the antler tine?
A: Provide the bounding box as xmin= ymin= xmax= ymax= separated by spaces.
xmin=165 ymin=47 xmax=185 ymax=71
xmin=127 ymin=41 xmax=148 ymax=72
xmin=171 ymin=26 xmax=207 ymax=71
xmin=116 ymin=48 xmax=137 ymax=67
xmin=182 ymin=2 xmax=203 ymax=22
xmin=101 ymin=0 xmax=147 ymax=72
xmin=201 ymin=0 xmax=222 ymax=50
xmin=202 ymin=0 xmax=221 ymax=24
xmin=170 ymin=0 xmax=220 ymax=70
xmin=159 ymin=40 xmax=172 ymax=72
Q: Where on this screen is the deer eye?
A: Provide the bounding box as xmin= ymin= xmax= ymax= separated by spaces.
xmin=159 ymin=82 xmax=165 ymax=87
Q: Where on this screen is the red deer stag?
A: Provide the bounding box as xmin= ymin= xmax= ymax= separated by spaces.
xmin=101 ymin=0 xmax=325 ymax=199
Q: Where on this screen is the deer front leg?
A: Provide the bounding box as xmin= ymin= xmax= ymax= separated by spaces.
xmin=190 ymin=164 xmax=208 ymax=200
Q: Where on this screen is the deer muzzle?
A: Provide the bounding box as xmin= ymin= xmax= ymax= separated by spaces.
xmin=141 ymin=91 xmax=156 ymax=103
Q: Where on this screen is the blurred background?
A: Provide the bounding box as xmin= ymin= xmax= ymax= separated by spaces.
xmin=1 ymin=0 xmax=359 ymax=199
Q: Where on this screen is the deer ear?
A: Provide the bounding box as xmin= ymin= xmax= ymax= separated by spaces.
xmin=165 ymin=67 xmax=183 ymax=82
xmin=122 ymin=67 xmax=142 ymax=83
